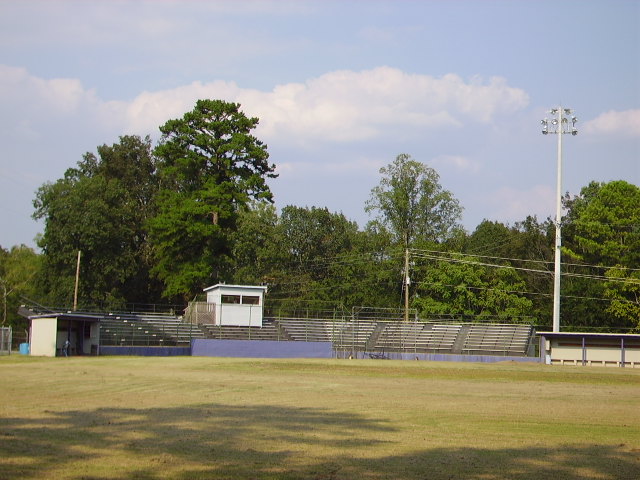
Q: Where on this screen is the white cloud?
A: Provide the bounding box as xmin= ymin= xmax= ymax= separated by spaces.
xmin=583 ymin=109 xmax=640 ymax=137
xmin=122 ymin=80 xmax=247 ymax=135
xmin=0 ymin=65 xmax=140 ymax=156
xmin=1 ymin=65 xmax=530 ymax=147
xmin=0 ymin=65 xmax=94 ymax=116
xmin=431 ymin=154 xmax=481 ymax=174
xmin=121 ymin=66 xmax=529 ymax=145
xmin=0 ymin=64 xmax=536 ymax=193
xmin=276 ymin=156 xmax=385 ymax=178
xmin=0 ymin=64 xmax=531 ymax=185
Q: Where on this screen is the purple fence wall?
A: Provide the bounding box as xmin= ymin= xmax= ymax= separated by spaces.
xmin=99 ymin=346 xmax=191 ymax=356
xmin=191 ymin=339 xmax=333 ymax=359
xmin=340 ymin=350 xmax=540 ymax=362
xmin=389 ymin=352 xmax=540 ymax=363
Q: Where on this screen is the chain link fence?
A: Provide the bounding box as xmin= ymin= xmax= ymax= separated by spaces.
xmin=0 ymin=327 xmax=12 ymax=355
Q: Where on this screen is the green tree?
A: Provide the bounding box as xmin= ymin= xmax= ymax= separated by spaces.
xmin=231 ymin=205 xmax=401 ymax=316
xmin=33 ymin=135 xmax=160 ymax=309
xmin=0 ymin=245 xmax=40 ymax=330
xmin=269 ymin=206 xmax=360 ymax=314
xmin=465 ymin=217 xmax=553 ymax=327
xmin=346 ymin=222 xmax=403 ymax=310
xmin=366 ymin=153 xmax=463 ymax=249
xmin=279 ymin=206 xmax=357 ymax=270
xmin=231 ymin=201 xmax=282 ymax=286
xmin=565 ymin=181 xmax=640 ymax=267
xmin=365 ymin=154 xmax=463 ymax=317
xmin=563 ymin=180 xmax=640 ymax=330
xmin=413 ymin=253 xmax=533 ymax=321
xmin=232 ymin=204 xmax=409 ymax=315
xmin=149 ymin=100 xmax=277 ymax=300
xmin=604 ymin=266 xmax=640 ymax=330
xmin=465 ymin=219 xmax=513 ymax=258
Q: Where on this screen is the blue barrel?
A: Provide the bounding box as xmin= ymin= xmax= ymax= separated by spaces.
xmin=19 ymin=343 xmax=30 ymax=355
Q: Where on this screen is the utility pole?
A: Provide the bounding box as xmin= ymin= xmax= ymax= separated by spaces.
xmin=541 ymin=107 xmax=578 ymax=332
xmin=404 ymin=248 xmax=410 ymax=322
xmin=1 ymin=281 xmax=6 ymax=326
xmin=73 ymin=250 xmax=81 ymax=311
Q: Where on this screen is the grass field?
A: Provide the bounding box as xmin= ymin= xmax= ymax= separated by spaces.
xmin=1 ymin=355 xmax=639 ymax=480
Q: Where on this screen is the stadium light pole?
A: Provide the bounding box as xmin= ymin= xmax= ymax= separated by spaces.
xmin=541 ymin=107 xmax=578 ymax=332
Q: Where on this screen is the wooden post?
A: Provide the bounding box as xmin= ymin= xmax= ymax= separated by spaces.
xmin=73 ymin=250 xmax=81 ymax=311
xmin=404 ymin=248 xmax=410 ymax=323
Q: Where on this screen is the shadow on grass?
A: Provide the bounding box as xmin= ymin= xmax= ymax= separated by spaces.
xmin=1 ymin=403 xmax=638 ymax=480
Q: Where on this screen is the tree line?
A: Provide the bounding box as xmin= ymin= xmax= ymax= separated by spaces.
xmin=1 ymin=99 xmax=638 ymax=333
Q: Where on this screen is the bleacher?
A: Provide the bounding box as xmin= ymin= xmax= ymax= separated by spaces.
xmin=461 ymin=324 xmax=534 ymax=356
xmin=99 ymin=314 xmax=535 ymax=356
xmin=428 ymin=324 xmax=463 ymax=351
xmin=99 ymin=312 xmax=206 ymax=346
xmin=272 ymin=318 xmax=379 ymax=350
xmin=372 ymin=322 xmax=536 ymax=356
xmin=200 ymin=318 xmax=289 ymax=341
xmin=374 ymin=322 xmax=424 ymax=350
xmin=272 ymin=317 xmax=336 ymax=342
xmin=19 ymin=303 xmax=536 ymax=357
xmin=332 ymin=320 xmax=379 ymax=350
xmin=374 ymin=322 xmax=462 ymax=353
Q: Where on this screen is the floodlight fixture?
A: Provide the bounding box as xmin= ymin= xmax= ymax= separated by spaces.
xmin=541 ymin=108 xmax=578 ymax=136
xmin=541 ymin=119 xmax=549 ymax=134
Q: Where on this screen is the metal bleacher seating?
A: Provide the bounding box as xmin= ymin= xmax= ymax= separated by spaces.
xmin=100 ymin=312 xmax=206 ymax=346
xmin=427 ymin=324 xmax=463 ymax=352
xmin=186 ymin=317 xmax=535 ymax=357
xmin=274 ymin=318 xmax=339 ymax=343
xmin=272 ymin=318 xmax=379 ymax=350
xmin=334 ymin=320 xmax=378 ymax=350
xmin=461 ymin=324 xmax=534 ymax=356
xmin=200 ymin=318 xmax=288 ymax=341
xmin=95 ymin=306 xmax=535 ymax=357
xmin=374 ymin=322 xmax=462 ymax=353
xmin=374 ymin=322 xmax=424 ymax=351
xmin=370 ymin=322 xmax=535 ymax=356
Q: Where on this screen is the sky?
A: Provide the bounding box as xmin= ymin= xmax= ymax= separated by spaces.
xmin=0 ymin=0 xmax=638 ymax=250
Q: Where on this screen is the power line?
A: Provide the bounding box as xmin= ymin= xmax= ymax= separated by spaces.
xmin=252 ymin=244 xmax=638 ymax=314
xmin=409 ymin=249 xmax=640 ymax=283
xmin=417 ymin=280 xmax=636 ymax=304
xmin=410 ymin=246 xmax=640 ymax=273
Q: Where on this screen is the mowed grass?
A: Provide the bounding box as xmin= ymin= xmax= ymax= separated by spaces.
xmin=1 ymin=355 xmax=639 ymax=480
